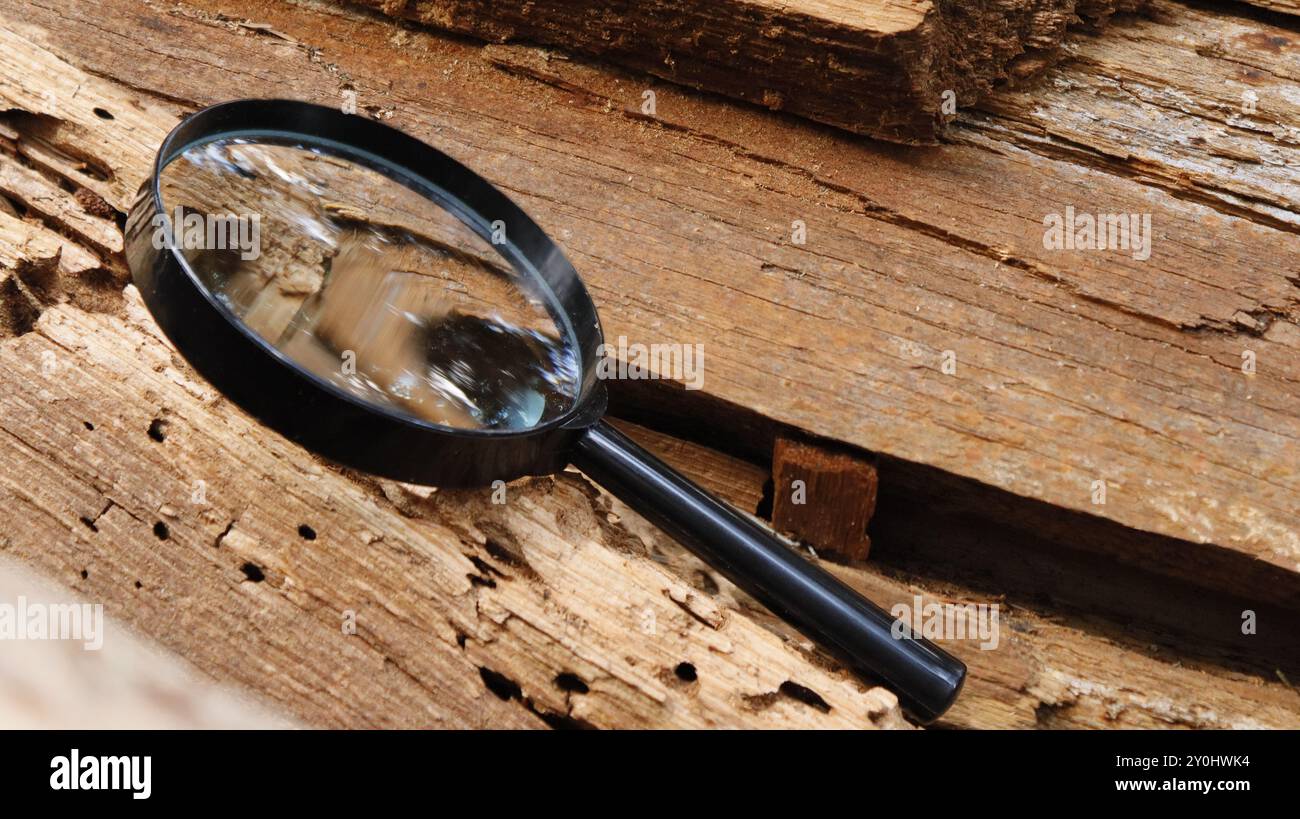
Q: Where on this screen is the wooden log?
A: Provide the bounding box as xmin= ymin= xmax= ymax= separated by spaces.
xmin=2 ymin=280 xmax=1268 ymax=731
xmin=0 ymin=183 xmax=1293 ymax=729
xmin=605 ymin=414 xmax=1300 ymax=729
xmin=471 ymin=38 xmax=1300 ymax=604
xmin=2 ymin=0 xmax=1298 ymax=610
xmin=1 ymin=0 xmax=1298 ymax=730
xmin=0 ymin=294 xmax=909 ymax=728
xmin=771 ymin=435 xmax=877 ymax=560
xmin=345 ymin=0 xmax=1149 ymax=144
xmin=970 ymin=0 xmax=1300 ymax=235
xmin=0 ymin=18 xmax=911 ymax=727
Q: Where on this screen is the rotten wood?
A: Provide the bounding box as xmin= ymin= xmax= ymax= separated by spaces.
xmin=0 ymin=151 xmax=121 ymax=260
xmin=771 ymin=435 xmax=877 ymax=561
xmin=0 ymin=0 xmax=1297 ymax=728
xmin=3 ymin=0 xmax=1299 ymax=610
xmin=607 ymin=414 xmax=1300 ymax=729
xmin=1 ymin=209 xmax=107 ymax=334
xmin=0 ymin=294 xmax=909 ymax=728
xmin=2 ymin=273 xmax=1289 ymax=728
xmin=467 ymin=28 xmax=1300 ymax=603
xmin=969 ymin=0 xmax=1300 ymax=236
xmin=345 ymin=0 xmax=1148 ymax=144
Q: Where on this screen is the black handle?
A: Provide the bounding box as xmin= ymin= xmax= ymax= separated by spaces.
xmin=571 ymin=419 xmax=965 ymax=723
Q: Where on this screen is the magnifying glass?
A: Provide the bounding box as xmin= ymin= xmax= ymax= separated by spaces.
xmin=124 ymin=100 xmax=965 ymax=723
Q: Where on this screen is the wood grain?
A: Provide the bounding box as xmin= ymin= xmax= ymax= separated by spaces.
xmin=473 ymin=25 xmax=1300 ymax=599
xmin=0 ymin=0 xmax=1297 ymax=728
xmin=345 ymin=0 xmax=1149 ymax=143
xmin=611 ymin=417 xmax=1300 ymax=729
xmin=1 ymin=0 xmax=1297 ymax=604
xmin=970 ymin=0 xmax=1300 ymax=234
xmin=0 ymin=293 xmax=908 ymax=728
xmin=2 ymin=285 xmax=1289 ymax=728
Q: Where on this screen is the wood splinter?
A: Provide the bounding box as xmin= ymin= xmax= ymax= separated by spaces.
xmin=771 ymin=435 xmax=877 ymax=561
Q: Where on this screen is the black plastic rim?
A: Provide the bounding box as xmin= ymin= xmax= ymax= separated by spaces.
xmin=126 ymin=99 xmax=608 ymax=486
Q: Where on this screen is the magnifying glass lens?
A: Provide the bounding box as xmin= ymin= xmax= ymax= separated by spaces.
xmin=159 ymin=137 xmax=580 ymax=431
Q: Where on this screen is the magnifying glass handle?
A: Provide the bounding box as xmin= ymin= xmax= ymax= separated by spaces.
xmin=571 ymin=419 xmax=965 ymax=723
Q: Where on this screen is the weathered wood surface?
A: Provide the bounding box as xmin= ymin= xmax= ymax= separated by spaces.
xmin=1 ymin=287 xmax=1293 ymax=727
xmin=0 ymin=295 xmax=908 ymax=728
xmin=588 ymin=420 xmax=1300 ymax=728
xmin=1 ymin=209 xmax=113 ymax=335
xmin=475 ymin=10 xmax=1300 ymax=602
xmin=0 ymin=0 xmax=1298 ymax=728
xmin=4 ymin=0 xmax=1297 ymax=609
xmin=347 ymin=0 xmax=1148 ymax=143
xmin=970 ymin=0 xmax=1300 ymax=233
xmin=0 ymin=8 xmax=913 ymax=726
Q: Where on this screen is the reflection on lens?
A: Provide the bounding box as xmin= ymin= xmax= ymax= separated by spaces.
xmin=157 ymin=138 xmax=579 ymax=431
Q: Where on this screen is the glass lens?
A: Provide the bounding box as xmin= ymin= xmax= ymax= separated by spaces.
xmin=157 ymin=136 xmax=580 ymax=431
